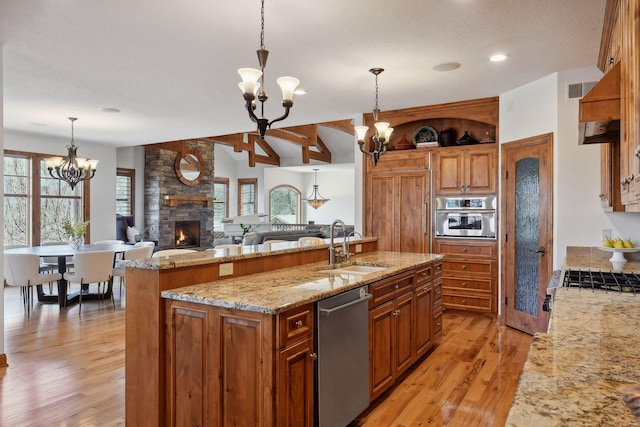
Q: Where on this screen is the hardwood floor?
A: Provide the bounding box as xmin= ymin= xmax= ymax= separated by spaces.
xmin=1 ymin=286 xmax=531 ymax=427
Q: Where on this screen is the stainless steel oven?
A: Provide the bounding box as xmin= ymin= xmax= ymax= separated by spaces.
xmin=435 ymin=195 xmax=497 ymax=239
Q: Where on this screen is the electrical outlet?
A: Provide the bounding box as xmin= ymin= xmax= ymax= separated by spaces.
xmin=602 ymin=229 xmax=612 ymax=241
xmin=355 ymin=244 xmax=362 ymax=253
xmin=219 ymin=263 xmax=233 ymax=276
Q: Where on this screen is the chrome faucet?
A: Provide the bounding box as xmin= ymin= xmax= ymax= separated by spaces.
xmin=329 ymin=219 xmax=349 ymax=267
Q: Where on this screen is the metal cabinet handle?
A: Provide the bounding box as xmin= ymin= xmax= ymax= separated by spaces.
xmin=461 ymin=265 xmax=467 ymax=270
xmin=394 ymin=284 xmax=399 ymax=289
xmin=460 ymin=186 xmax=465 ymax=193
xmin=629 ymin=175 xmax=635 ymax=182
xmin=310 ymin=353 xmax=318 ymax=360
xmin=294 ymin=320 xmax=303 ymax=328
xmin=622 ymin=178 xmax=628 ymax=186
xmin=636 ymin=146 xmax=640 ymax=158
xmin=392 ymin=309 xmax=400 ymax=316
xmin=462 ymin=299 xmax=467 ymax=304
xmin=461 ymin=282 xmax=467 ymax=287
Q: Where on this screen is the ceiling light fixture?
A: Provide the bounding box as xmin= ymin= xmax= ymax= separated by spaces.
xmin=354 ymin=68 xmax=394 ymax=167
xmin=238 ymin=0 xmax=300 ymax=140
xmin=304 ymin=169 xmax=330 ymax=209
xmin=490 ymin=53 xmax=508 ymax=62
xmin=45 ymin=117 xmax=98 ymax=190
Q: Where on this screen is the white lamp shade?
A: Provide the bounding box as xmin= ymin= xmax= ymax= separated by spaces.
xmin=88 ymin=159 xmax=99 ymax=170
xmin=384 ymin=127 xmax=394 ymax=141
xmin=354 ymin=126 xmax=369 ymax=142
xmin=238 ymin=81 xmax=260 ymax=95
xmin=374 ymin=122 xmax=390 ymax=136
xmin=238 ymin=68 xmax=263 ymax=95
xmin=276 ymin=76 xmax=300 ymax=101
xmin=45 ymin=157 xmax=62 ymax=168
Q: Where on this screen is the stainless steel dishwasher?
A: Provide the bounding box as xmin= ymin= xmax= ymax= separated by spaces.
xmin=316 ymin=285 xmax=372 ymax=427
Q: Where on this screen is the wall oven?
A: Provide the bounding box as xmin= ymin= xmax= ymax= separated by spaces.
xmin=435 ymin=195 xmax=497 ymax=239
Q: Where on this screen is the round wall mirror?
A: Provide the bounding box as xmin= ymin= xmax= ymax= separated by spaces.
xmin=175 ymin=150 xmax=205 ymax=186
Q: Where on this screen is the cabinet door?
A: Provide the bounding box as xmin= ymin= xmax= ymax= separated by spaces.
xmin=278 ymin=337 xmax=314 ymax=427
xmin=394 ymin=290 xmax=414 ymax=377
xmin=466 ymin=147 xmax=497 ymax=194
xmin=369 ymin=300 xmax=395 ymax=401
xmin=434 ymin=151 xmax=464 ymax=195
xmin=366 ymin=175 xmax=396 ymax=251
xmin=413 ymin=283 xmax=433 ymax=359
xmin=397 ymin=173 xmax=430 ymax=253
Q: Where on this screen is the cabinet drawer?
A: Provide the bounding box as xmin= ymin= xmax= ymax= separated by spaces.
xmin=442 ymin=259 xmax=493 ymax=275
xmin=277 ymin=303 xmax=314 ymax=349
xmin=415 ymin=265 xmax=433 ymax=284
xmin=433 ymin=281 xmax=442 ymax=303
xmin=433 ymin=261 xmax=443 ymax=278
xmin=442 ymin=294 xmax=491 ymax=310
xmin=369 ymin=271 xmax=414 ymax=308
xmin=433 ymin=307 xmax=443 ymax=339
xmin=442 ymin=277 xmax=491 ymax=292
xmin=437 ymin=241 xmax=495 ymax=258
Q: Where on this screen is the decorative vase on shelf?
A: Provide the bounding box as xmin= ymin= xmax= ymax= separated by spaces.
xmin=68 ymin=235 xmax=85 ymax=250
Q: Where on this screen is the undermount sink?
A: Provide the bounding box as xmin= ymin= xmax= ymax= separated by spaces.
xmin=318 ymin=264 xmax=389 ymax=276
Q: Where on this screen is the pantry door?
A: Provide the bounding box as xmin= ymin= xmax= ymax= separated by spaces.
xmin=502 ymin=134 xmax=554 ymax=335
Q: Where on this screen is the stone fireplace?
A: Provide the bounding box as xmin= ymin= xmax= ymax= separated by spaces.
xmin=144 ymin=140 xmax=214 ymax=250
xmin=175 ymin=220 xmax=200 ymax=248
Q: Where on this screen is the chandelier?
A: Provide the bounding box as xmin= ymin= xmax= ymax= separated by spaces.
xmin=44 ymin=117 xmax=98 ymax=190
xmin=304 ymin=169 xmax=329 ymax=209
xmin=354 ymin=68 xmax=394 ymax=166
xmin=238 ymin=0 xmax=300 ymax=140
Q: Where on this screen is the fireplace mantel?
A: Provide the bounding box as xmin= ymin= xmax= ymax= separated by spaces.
xmin=163 ymin=195 xmax=213 ymax=207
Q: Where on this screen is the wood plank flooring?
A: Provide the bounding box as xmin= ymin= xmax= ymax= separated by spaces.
xmin=1 ymin=285 xmax=531 ymax=426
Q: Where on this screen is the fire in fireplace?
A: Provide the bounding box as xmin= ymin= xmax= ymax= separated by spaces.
xmin=175 ymin=220 xmax=200 ymax=248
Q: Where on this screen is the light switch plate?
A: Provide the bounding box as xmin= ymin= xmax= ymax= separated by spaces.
xmin=355 ymin=244 xmax=362 ymax=253
xmin=219 ymin=263 xmax=233 ymax=276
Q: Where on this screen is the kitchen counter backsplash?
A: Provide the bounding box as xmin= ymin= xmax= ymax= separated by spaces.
xmin=565 ymin=245 xmax=640 ymax=272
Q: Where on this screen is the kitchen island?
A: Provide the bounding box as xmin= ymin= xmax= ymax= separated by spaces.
xmin=506 ymin=286 xmax=640 ymax=426
xmin=124 ymin=238 xmax=443 ymax=426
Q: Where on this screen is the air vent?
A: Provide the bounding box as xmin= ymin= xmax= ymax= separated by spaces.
xmin=568 ymin=81 xmax=597 ymax=99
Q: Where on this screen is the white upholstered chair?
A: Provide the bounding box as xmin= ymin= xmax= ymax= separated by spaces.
xmin=63 ymin=250 xmax=115 ymax=314
xmin=152 ymin=249 xmax=197 ymax=258
xmin=112 ymin=245 xmax=154 ymax=294
xmin=263 ymin=240 xmax=289 ymax=249
xmin=4 ymin=253 xmax=63 ymax=317
xmin=298 ymin=236 xmax=325 ymax=246
xmin=134 ymin=241 xmax=155 ymax=248
xmin=94 ymin=240 xmax=124 ymax=245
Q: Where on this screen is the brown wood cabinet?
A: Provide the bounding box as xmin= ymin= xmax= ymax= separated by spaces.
xmin=365 ymin=151 xmax=430 ymax=252
xmin=432 ymin=262 xmax=443 ymax=341
xmin=368 ymin=264 xmax=441 ymax=402
xmin=600 ymin=142 xmax=626 ymax=211
xmin=164 ymin=300 xmax=315 ymax=427
xmin=434 ymin=239 xmax=497 ymax=315
xmin=433 ymin=145 xmax=498 ymax=196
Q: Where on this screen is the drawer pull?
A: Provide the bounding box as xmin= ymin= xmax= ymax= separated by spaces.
xmin=436 ymin=322 xmax=442 ymax=327
xmin=310 ymin=353 xmax=318 ymax=360
xmin=392 ymin=309 xmax=400 ymax=316
xmin=461 ymin=265 xmax=467 ymax=270
xmin=294 ymin=320 xmax=303 ymax=328
xmin=421 ymin=272 xmax=427 ymax=276
xmin=462 ymin=248 xmax=467 ymax=252
xmin=461 ymin=282 xmax=467 ymax=287
xmin=394 ymin=284 xmax=399 ymax=289
xmin=462 ymin=299 xmax=467 ymax=304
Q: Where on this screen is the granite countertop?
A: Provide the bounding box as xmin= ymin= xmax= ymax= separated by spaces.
xmin=161 ymin=251 xmax=443 ymax=314
xmin=125 ymin=237 xmax=379 ymax=270
xmin=506 ymin=287 xmax=640 ymax=426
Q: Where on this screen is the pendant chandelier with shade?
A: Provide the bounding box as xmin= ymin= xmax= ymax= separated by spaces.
xmin=304 ymin=169 xmax=329 ymax=209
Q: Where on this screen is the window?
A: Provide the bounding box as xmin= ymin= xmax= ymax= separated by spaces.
xmin=116 ymin=168 xmax=135 ymax=216
xmin=213 ymin=177 xmax=229 ymax=231
xmin=4 ymin=150 xmax=90 ymax=246
xmin=238 ymin=178 xmax=257 ymax=216
xmin=269 ymin=185 xmax=300 ymax=224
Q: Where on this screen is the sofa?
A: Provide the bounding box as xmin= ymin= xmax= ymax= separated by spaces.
xmin=241 ymin=224 xmax=354 ymax=245
xmin=116 ymin=214 xmax=135 ymax=243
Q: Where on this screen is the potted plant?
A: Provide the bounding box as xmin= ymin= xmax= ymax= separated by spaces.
xmin=63 ymin=219 xmax=90 ymax=250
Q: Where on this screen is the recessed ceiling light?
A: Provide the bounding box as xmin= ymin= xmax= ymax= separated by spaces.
xmin=490 ymin=54 xmax=508 ymax=62
xmin=432 ymin=62 xmax=461 ymax=72
xmin=294 ymin=89 xmax=307 ymax=95
xmin=100 ymin=107 xmax=121 ymax=113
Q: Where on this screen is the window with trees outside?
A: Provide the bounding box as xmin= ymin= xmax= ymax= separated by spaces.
xmin=238 ymin=178 xmax=257 ymax=216
xmin=116 ymin=168 xmax=135 ymax=216
xmin=4 ymin=151 xmax=89 ymax=246
xmin=269 ymin=185 xmax=300 ymax=224
xmin=213 ymin=177 xmax=229 ymax=231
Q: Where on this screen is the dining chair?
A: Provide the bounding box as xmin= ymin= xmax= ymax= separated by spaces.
xmin=298 ymin=236 xmax=325 ymax=246
xmin=63 ymin=250 xmax=115 ymax=314
xmin=4 ymin=253 xmax=63 ymax=317
xmin=152 ymin=249 xmax=197 ymax=258
xmin=134 ymin=241 xmax=155 ymax=248
xmin=112 ymin=245 xmax=155 ymax=294
xmin=263 ymin=240 xmax=289 ymax=249
xmin=41 ymin=241 xmax=75 ymax=272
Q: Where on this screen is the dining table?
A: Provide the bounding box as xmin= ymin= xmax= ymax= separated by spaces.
xmin=4 ymin=243 xmax=136 ymax=307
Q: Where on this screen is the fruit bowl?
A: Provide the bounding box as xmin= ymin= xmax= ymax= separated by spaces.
xmin=597 ymin=246 xmax=640 ymax=270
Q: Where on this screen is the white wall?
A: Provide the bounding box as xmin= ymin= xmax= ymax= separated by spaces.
xmin=4 ymin=129 xmax=118 ymax=242
xmin=1 ymin=44 xmax=6 ymax=357
xmin=302 ymin=169 xmax=355 ymax=225
xmin=500 ymin=67 xmax=640 ymax=268
xmin=116 ymin=146 xmax=146 ymax=228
